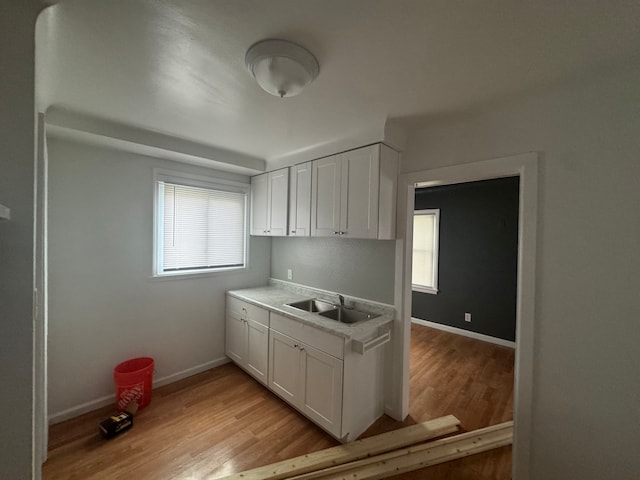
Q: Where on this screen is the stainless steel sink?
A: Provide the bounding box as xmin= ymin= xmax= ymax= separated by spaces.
xmin=286 ymin=299 xmax=335 ymax=313
xmin=319 ymin=307 xmax=379 ymax=324
xmin=286 ymin=299 xmax=378 ymax=325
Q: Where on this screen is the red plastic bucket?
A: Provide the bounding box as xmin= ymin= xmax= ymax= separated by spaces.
xmin=113 ymin=357 xmax=154 ymax=411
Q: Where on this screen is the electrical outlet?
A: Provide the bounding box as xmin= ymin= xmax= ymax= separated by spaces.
xmin=287 ymin=269 xmax=293 ymax=280
xmin=464 ymin=313 xmax=472 ymax=322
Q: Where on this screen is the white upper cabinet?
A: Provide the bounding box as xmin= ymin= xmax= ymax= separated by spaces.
xmin=250 ymin=144 xmax=398 ymax=239
xmin=340 ymin=145 xmax=380 ymax=239
xmin=268 ymin=169 xmax=289 ymax=236
xmin=250 ymin=168 xmax=289 ymax=236
xmin=288 ymin=162 xmax=312 ymax=236
xmin=311 ymin=144 xmax=399 ymax=239
xmin=250 ymin=173 xmax=269 ymax=235
xmin=310 ymin=154 xmax=342 ymax=237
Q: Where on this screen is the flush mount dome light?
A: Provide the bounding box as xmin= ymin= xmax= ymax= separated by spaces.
xmin=245 ymin=39 xmax=319 ymax=98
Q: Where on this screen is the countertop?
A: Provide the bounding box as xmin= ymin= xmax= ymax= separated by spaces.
xmin=227 ymin=283 xmax=394 ymax=340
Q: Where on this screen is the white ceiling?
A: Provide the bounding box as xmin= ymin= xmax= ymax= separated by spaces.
xmin=37 ymin=0 xmax=640 ymax=168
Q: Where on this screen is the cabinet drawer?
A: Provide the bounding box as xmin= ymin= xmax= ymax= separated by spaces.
xmin=270 ymin=313 xmax=344 ymax=359
xmin=227 ymin=296 xmax=269 ymax=326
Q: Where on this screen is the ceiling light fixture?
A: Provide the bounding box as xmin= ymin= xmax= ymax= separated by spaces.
xmin=245 ymin=39 xmax=319 ymax=98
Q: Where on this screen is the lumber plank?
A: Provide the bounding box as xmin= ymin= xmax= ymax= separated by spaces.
xmin=219 ymin=415 xmax=460 ymax=480
xmin=306 ymin=421 xmax=513 ymax=480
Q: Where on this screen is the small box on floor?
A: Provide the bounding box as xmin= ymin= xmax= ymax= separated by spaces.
xmin=99 ymin=411 xmax=133 ymax=439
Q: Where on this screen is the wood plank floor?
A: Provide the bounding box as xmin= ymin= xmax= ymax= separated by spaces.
xmin=43 ymin=323 xmax=514 ymax=479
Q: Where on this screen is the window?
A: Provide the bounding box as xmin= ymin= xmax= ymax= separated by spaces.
xmin=412 ymin=209 xmax=440 ymax=294
xmin=154 ymin=171 xmax=248 ymax=276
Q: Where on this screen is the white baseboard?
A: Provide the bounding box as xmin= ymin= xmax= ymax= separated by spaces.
xmin=48 ymin=394 xmax=114 ymax=425
xmin=48 ymin=356 xmax=230 ymax=424
xmin=411 ymin=318 xmax=516 ymax=349
xmin=153 ymin=356 xmax=230 ymax=388
xmin=384 ymin=405 xmax=405 ymax=422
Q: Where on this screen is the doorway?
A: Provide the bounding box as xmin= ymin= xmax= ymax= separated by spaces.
xmin=409 ymin=176 xmax=519 ymax=474
xmin=391 ymin=152 xmax=538 ymax=479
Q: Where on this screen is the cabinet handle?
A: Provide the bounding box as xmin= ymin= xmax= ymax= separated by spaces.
xmin=333 ymin=231 xmax=339 ymax=235
xmin=340 ymin=231 xmax=347 ymax=235
xmin=291 ymin=230 xmax=296 ymax=234
xmin=299 ymin=347 xmax=305 ymax=352
xmin=294 ymin=344 xmax=299 ymax=348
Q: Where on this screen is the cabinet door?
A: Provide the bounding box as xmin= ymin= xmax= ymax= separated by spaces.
xmin=250 ymin=173 xmax=269 ymax=235
xmin=288 ymin=162 xmax=312 ymax=236
xmin=341 ymin=145 xmax=379 ymax=239
xmin=246 ymin=319 xmax=269 ymax=385
xmin=311 ymin=154 xmax=341 ymax=237
xmin=268 ymin=168 xmax=289 ymax=236
xmin=225 ymin=309 xmax=246 ymax=366
xmin=301 ymin=344 xmax=344 ymax=437
xmin=268 ymin=330 xmax=301 ymax=407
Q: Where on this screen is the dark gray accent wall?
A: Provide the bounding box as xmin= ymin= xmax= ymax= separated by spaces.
xmin=271 ymin=237 xmax=396 ymax=304
xmin=412 ymin=176 xmax=519 ymax=341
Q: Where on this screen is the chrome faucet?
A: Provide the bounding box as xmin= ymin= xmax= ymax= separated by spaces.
xmin=336 ymin=293 xmax=353 ymax=309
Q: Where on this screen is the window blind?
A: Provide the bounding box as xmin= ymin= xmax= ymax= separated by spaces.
xmin=160 ymin=182 xmax=246 ymax=272
xmin=412 ymin=212 xmax=437 ymax=288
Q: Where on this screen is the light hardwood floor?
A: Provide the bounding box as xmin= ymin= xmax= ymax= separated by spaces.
xmin=43 ymin=323 xmax=514 ymax=479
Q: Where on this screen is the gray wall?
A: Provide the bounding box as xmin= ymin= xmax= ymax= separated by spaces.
xmin=0 ymin=2 xmax=41 ymax=479
xmin=271 ymin=237 xmax=396 ymax=305
xmin=402 ymin=63 xmax=640 ymax=479
xmin=412 ymin=177 xmax=519 ymax=341
xmin=47 ymin=137 xmax=270 ymax=418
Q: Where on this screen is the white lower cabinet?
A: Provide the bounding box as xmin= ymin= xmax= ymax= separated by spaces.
xmin=269 ymin=329 xmax=301 ymax=405
xmin=269 ymin=329 xmax=343 ymax=437
xmin=226 ymin=295 xmax=385 ymax=442
xmin=301 ymin=341 xmax=344 ymax=436
xmin=225 ymin=306 xmax=245 ymax=365
xmin=225 ymin=296 xmax=269 ymax=385
xmin=246 ymin=320 xmax=269 ymax=383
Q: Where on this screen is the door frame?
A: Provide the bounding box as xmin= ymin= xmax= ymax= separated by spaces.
xmin=391 ymin=152 xmax=538 ymax=480
xmin=34 ymin=112 xmax=49 ymax=470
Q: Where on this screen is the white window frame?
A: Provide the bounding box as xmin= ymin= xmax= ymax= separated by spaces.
xmin=412 ymin=208 xmax=440 ymax=295
xmin=152 ymin=168 xmax=250 ymax=278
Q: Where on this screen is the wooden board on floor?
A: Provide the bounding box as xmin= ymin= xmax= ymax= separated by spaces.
xmin=220 ymin=415 xmax=460 ymax=480
xmin=293 ymin=421 xmax=514 ymax=480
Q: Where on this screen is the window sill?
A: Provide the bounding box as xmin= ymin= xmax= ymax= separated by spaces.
xmin=150 ymin=266 xmax=248 ymax=281
xmin=412 ymin=285 xmax=439 ymax=295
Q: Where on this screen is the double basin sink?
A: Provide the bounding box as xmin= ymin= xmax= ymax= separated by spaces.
xmin=285 ymin=298 xmax=378 ymax=324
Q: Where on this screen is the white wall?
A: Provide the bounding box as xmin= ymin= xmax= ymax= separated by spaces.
xmin=0 ymin=2 xmax=43 ymax=478
xmin=401 ymin=63 xmax=640 ymax=479
xmin=46 ymin=137 xmax=270 ymax=419
xmin=271 ymin=237 xmax=396 ymax=304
